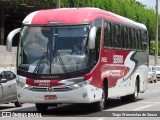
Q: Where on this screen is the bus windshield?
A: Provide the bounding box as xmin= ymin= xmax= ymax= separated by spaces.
xmin=18 ymin=25 xmax=89 ymax=74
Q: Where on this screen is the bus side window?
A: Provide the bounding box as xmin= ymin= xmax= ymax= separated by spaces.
xmin=125 ymin=27 xmax=129 ymax=48
xmin=122 ymin=26 xmax=128 ymax=49
xmin=141 ymin=30 xmax=148 ymax=50
xmin=131 ymin=28 xmax=135 ymax=49
xmin=112 ymin=24 xmax=117 ymax=48
xmin=137 ymin=30 xmax=142 ymax=50
xmin=89 ymin=19 xmax=102 ymax=68
xmin=134 ymin=30 xmax=138 ymax=49
xmin=128 ymin=28 xmax=132 ymax=49
xmin=121 ymin=26 xmax=125 ymax=48
xmin=104 ymin=21 xmax=112 ymax=47
xmin=95 ymin=19 xmax=102 ymax=61
xmin=116 ymin=25 xmax=121 ymax=48
xmin=112 ymin=24 xmax=121 ymax=48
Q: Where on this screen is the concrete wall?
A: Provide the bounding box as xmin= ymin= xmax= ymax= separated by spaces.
xmin=149 ymin=55 xmax=160 ymax=66
xmin=0 ymin=45 xmax=17 ymax=72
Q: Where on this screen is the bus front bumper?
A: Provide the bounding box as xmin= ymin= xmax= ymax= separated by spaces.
xmin=17 ymin=85 xmax=102 ymax=104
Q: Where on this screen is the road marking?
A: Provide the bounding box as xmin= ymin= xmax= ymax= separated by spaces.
xmin=137 ymin=101 xmax=160 ymax=104
xmin=97 ymin=118 xmax=105 ymax=120
xmin=134 ymin=105 xmax=153 ymax=111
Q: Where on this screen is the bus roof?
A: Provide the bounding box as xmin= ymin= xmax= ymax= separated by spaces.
xmin=23 ymin=7 xmax=146 ymax=30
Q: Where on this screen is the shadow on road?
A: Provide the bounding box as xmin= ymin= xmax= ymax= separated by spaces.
xmin=104 ymin=98 xmax=143 ymax=110
xmin=0 ymin=105 xmax=15 ymax=111
xmin=6 ymin=98 xmax=144 ymax=117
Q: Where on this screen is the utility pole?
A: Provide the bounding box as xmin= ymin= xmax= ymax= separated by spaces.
xmin=56 ymin=0 xmax=61 ymax=8
xmin=155 ymin=0 xmax=159 ymax=66
xmin=0 ymin=9 xmax=4 ymax=45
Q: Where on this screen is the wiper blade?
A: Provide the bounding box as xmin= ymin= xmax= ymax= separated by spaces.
xmin=33 ymin=52 xmax=47 ymax=73
xmin=56 ymin=50 xmax=68 ymax=74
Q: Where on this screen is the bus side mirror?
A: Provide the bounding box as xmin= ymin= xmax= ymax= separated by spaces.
xmin=6 ymin=28 xmax=21 ymax=52
xmin=88 ymin=26 xmax=96 ymax=49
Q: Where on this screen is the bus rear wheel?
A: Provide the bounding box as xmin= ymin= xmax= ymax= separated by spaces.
xmin=121 ymin=80 xmax=138 ymax=102
xmin=129 ymin=80 xmax=138 ymax=102
xmin=35 ymin=103 xmax=48 ymax=112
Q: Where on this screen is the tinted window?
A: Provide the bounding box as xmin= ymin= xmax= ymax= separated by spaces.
xmin=112 ymin=24 xmax=117 ymax=47
xmin=134 ymin=30 xmax=138 ymax=49
xmin=104 ymin=21 xmax=112 ymax=47
xmin=115 ymin=25 xmax=121 ymax=48
xmin=141 ymin=30 xmax=148 ymax=50
xmin=137 ymin=30 xmax=142 ymax=50
xmin=3 ymin=71 xmax=16 ymax=80
xmin=121 ymin=26 xmax=125 ymax=48
xmin=95 ymin=19 xmax=102 ymax=61
xmin=129 ymin=28 xmax=134 ymax=49
xmin=0 ymin=72 xmax=6 ymax=79
xmin=122 ymin=26 xmax=128 ymax=49
xmin=89 ymin=19 xmax=102 ymax=68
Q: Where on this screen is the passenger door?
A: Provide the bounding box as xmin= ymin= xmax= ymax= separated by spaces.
xmin=1 ymin=71 xmax=17 ymax=103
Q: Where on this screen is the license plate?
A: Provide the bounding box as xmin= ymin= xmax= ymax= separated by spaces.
xmin=44 ymin=95 xmax=57 ymax=100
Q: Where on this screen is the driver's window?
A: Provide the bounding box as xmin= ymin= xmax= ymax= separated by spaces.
xmin=0 ymin=72 xmax=6 ymax=79
xmin=7 ymin=71 xmax=16 ymax=80
xmin=89 ymin=19 xmax=102 ymax=69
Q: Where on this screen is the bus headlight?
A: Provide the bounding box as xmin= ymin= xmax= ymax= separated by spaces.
xmin=17 ymin=81 xmax=31 ymax=89
xmin=70 ymin=78 xmax=92 ymax=89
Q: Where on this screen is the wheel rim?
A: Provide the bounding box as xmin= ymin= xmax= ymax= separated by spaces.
xmin=134 ymin=84 xmax=138 ymax=98
xmin=100 ymin=90 xmax=105 ymax=109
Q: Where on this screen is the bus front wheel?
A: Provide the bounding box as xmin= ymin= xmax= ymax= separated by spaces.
xmin=14 ymin=100 xmax=22 ymax=107
xmin=92 ymin=87 xmax=106 ymax=111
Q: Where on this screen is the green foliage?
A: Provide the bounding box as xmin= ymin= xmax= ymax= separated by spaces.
xmin=150 ymin=40 xmax=160 ymax=55
xmin=60 ymin=0 xmax=159 ymax=41
xmin=150 ymin=41 xmax=155 ymax=55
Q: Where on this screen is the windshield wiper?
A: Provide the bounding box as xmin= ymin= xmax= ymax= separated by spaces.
xmin=56 ymin=50 xmax=68 ymax=74
xmin=33 ymin=52 xmax=47 ymax=73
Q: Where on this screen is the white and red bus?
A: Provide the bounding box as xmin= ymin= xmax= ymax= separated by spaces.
xmin=6 ymin=8 xmax=149 ymax=111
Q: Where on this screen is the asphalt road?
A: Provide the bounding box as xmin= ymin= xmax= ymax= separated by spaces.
xmin=0 ymin=81 xmax=160 ymax=120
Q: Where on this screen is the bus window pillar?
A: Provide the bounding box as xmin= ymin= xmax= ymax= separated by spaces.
xmin=0 ymin=9 xmax=4 ymax=45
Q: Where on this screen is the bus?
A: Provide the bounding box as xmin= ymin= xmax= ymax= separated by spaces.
xmin=6 ymin=8 xmax=149 ymax=112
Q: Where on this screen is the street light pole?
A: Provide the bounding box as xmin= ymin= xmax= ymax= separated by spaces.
xmin=155 ymin=0 xmax=159 ymax=66
xmin=56 ymin=0 xmax=61 ymax=8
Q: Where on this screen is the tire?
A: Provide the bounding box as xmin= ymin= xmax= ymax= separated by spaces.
xmin=35 ymin=103 xmax=48 ymax=112
xmin=92 ymin=87 xmax=106 ymax=111
xmin=14 ymin=101 xmax=22 ymax=107
xmin=128 ymin=81 xmax=138 ymax=102
xmin=154 ymin=78 xmax=157 ymax=83
xmin=121 ymin=81 xmax=138 ymax=102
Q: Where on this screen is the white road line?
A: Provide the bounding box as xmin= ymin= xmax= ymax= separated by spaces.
xmin=134 ymin=105 xmax=153 ymax=111
xmin=97 ymin=118 xmax=105 ymax=120
xmin=137 ymin=101 xmax=160 ymax=104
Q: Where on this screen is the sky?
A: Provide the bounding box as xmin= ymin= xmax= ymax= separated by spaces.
xmin=136 ymin=0 xmax=160 ymax=12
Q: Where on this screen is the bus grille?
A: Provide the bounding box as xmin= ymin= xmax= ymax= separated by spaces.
xmin=29 ymin=86 xmax=73 ymax=92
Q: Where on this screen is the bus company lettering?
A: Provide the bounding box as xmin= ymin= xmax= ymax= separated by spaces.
xmin=34 ymin=80 xmax=50 ymax=86
xmin=113 ymin=55 xmax=123 ymax=63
